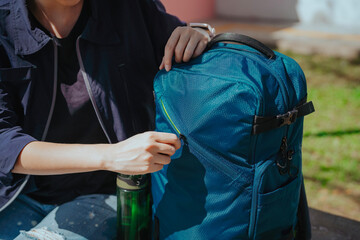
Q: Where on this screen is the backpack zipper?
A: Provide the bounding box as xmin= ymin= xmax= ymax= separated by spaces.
xmin=159 ymin=95 xmax=256 ymax=182
xmin=248 ymin=99 xmax=264 ymax=239
xmin=159 ymin=98 xmax=189 ymax=150
xmin=209 ymin=47 xmax=290 ymax=110
xmin=160 ymin=98 xmax=181 ymax=136
xmin=248 ymin=155 xmax=275 ymax=238
xmin=206 ymin=47 xmax=291 ymax=239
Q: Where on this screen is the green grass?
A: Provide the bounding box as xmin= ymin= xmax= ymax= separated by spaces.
xmin=284 ymin=52 xmax=360 ymax=220
xmin=303 ymin=86 xmax=360 ymax=184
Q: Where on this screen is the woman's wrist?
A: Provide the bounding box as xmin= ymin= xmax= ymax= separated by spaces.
xmin=94 ymin=143 xmax=114 ymax=172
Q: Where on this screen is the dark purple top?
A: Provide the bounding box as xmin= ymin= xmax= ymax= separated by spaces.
xmin=27 ymin=1 xmax=116 ymax=204
xmin=0 ymin=0 xmax=185 ymax=211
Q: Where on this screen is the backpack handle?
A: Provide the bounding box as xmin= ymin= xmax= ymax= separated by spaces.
xmin=207 ymin=33 xmax=276 ymax=59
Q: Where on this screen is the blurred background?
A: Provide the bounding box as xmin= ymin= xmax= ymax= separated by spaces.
xmin=161 ymin=0 xmax=360 ymax=239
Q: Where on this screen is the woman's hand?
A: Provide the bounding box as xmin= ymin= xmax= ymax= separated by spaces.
xmin=14 ymin=131 xmax=181 ymax=176
xmin=103 ymin=132 xmax=181 ymax=175
xmin=159 ymin=26 xmax=210 ymax=72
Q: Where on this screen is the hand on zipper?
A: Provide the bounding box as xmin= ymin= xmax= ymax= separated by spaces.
xmin=103 ymin=131 xmax=181 ymax=175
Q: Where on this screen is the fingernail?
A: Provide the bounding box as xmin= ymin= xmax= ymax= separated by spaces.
xmin=165 ymin=65 xmax=171 ymax=72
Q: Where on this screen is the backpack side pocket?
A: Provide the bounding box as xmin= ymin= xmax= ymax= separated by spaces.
xmin=251 ymin=151 xmax=302 ymax=240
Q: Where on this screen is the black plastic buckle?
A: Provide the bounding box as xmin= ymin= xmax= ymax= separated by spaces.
xmin=277 ymin=109 xmax=298 ymax=127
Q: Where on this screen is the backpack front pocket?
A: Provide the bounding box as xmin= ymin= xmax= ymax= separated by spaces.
xmin=254 ymin=174 xmax=301 ymax=239
xmin=250 ymin=150 xmax=302 ymax=240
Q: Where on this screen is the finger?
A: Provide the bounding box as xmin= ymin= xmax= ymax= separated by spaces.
xmin=153 ymin=153 xmax=172 ymax=165
xmin=159 ymin=57 xmax=165 ymax=70
xmin=153 ymin=142 xmax=176 ymax=156
xmin=149 ymin=164 xmax=164 ymax=173
xmin=163 ymin=28 xmax=181 ymax=71
xmin=153 ymin=132 xmax=181 ymax=150
xmin=182 ymin=36 xmax=201 ymax=62
xmin=174 ymin=31 xmax=191 ymax=63
xmin=192 ymin=39 xmax=208 ymax=58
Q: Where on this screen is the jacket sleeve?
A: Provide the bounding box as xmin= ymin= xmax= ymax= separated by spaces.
xmin=0 ymin=46 xmax=37 ymax=175
xmin=141 ymin=0 xmax=187 ymax=65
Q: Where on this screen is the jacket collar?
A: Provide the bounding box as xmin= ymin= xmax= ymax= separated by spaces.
xmin=0 ymin=0 xmax=121 ymax=56
xmin=0 ymin=0 xmax=50 ymax=55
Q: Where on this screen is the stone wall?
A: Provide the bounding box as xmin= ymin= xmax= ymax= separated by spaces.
xmin=161 ymin=0 xmax=215 ymax=22
xmin=216 ymin=0 xmax=299 ymax=21
xmin=216 ymin=0 xmax=360 ymax=28
xmin=297 ymin=0 xmax=360 ymax=27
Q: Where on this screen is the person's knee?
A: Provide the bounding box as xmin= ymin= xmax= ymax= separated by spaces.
xmin=18 ymin=227 xmax=65 ymax=240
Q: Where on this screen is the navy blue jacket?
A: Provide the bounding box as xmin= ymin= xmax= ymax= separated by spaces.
xmin=0 ymin=0 xmax=184 ymax=210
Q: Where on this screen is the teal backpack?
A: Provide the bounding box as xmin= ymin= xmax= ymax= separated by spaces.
xmin=151 ymin=33 xmax=315 ymax=240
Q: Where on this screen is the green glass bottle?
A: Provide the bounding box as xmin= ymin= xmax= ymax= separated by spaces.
xmin=116 ymin=174 xmax=151 ymax=240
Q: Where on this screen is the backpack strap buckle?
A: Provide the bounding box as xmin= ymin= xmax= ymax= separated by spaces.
xmin=252 ymin=98 xmax=315 ymax=135
xmin=277 ymin=109 xmax=298 ymax=127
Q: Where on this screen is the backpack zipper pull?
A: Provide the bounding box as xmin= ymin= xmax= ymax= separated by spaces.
xmin=280 ymin=137 xmax=287 ymax=159
xmin=277 ymin=137 xmax=289 ymax=175
xmin=179 ymin=134 xmax=188 ymax=145
xmin=287 ymin=150 xmax=299 ymax=178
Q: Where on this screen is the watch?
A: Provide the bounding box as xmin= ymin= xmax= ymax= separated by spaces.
xmin=189 ymin=23 xmax=216 ymax=38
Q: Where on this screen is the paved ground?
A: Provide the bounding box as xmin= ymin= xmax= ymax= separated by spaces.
xmin=208 ymin=18 xmax=360 ymax=60
xmin=309 ymin=208 xmax=360 ymax=240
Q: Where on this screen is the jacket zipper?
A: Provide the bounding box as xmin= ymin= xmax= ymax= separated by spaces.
xmin=0 ymin=39 xmax=59 ymax=212
xmin=41 ymin=40 xmax=59 ymax=141
xmin=119 ymin=64 xmax=136 ymax=134
xmin=76 ymin=37 xmax=112 ymax=143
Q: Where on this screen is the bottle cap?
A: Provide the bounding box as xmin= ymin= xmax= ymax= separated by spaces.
xmin=117 ymin=174 xmax=149 ymax=191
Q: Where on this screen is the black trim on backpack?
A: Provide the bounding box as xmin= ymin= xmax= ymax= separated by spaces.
xmin=207 ymin=33 xmax=276 ymax=59
xmin=154 ymin=216 xmax=160 ymax=240
xmin=252 ymin=98 xmax=315 ymax=135
xmin=295 ymin=179 xmax=312 ymax=240
xmin=284 ymin=230 xmax=296 ymax=240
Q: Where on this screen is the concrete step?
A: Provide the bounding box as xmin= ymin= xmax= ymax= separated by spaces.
xmin=208 ymin=19 xmax=360 ymax=60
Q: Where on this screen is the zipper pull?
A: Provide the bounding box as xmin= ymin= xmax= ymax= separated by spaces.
xmin=287 ymin=149 xmax=294 ymax=161
xmin=280 ymin=137 xmax=287 ymax=159
xmin=179 ymin=134 xmax=188 ymax=145
xmin=277 ymin=137 xmax=289 ymax=175
xmin=287 ymin=150 xmax=299 ymax=178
